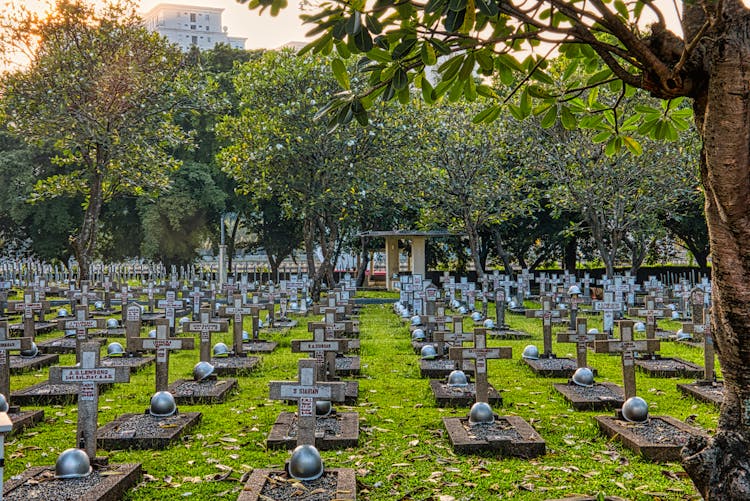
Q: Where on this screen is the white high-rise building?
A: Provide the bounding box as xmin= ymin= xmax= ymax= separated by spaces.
xmin=142 ymin=3 xmax=247 ymax=51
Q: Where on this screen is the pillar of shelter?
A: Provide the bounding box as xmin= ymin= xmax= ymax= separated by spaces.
xmin=385 ymin=236 xmax=400 ymax=291
xmin=410 ymin=236 xmax=427 ymax=280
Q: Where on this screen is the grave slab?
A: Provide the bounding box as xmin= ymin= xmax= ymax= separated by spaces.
xmin=8 ymin=322 xmax=56 ymax=334
xmin=419 ymin=358 xmax=475 ymax=379
xmin=242 ymin=340 xmax=278 ymax=353
xmin=8 ymin=408 xmax=45 ymax=434
xmin=522 ymin=357 xmax=581 ymax=378
xmin=429 ymin=379 xmax=502 ymax=407
xmin=11 ymin=381 xmax=113 ymax=406
xmin=37 ymin=336 xmax=105 ymax=354
xmin=99 ymin=355 xmax=155 ymax=373
xmin=266 ymin=411 xmax=359 ymax=450
xmin=97 ymin=411 xmax=202 ymax=450
xmin=487 ymin=328 xmax=532 ymax=340
xmin=677 ymin=381 xmax=723 ymax=407
xmin=272 ymin=319 xmax=298 ymax=329
xmin=595 ymin=415 xmax=708 ymax=462
xmin=238 ymin=468 xmax=356 ymax=501
xmin=553 ymin=382 xmax=624 ymax=411
xmin=209 ymin=355 xmax=261 ymax=376
xmin=9 ymin=353 xmax=59 ymax=374
xmin=335 ymin=355 xmax=360 ymax=376
xmin=3 ymin=463 xmax=141 ymax=501
xmin=168 ymin=377 xmax=238 ymax=404
xmin=635 ymin=357 xmax=704 ymax=378
xmin=443 ymin=414 xmax=545 ymax=457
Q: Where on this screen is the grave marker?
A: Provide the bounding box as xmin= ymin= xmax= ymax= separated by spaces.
xmin=57 ymin=308 xmax=106 ymax=363
xmin=448 ymin=329 xmax=511 ymax=403
xmin=127 ymin=320 xmax=194 ymax=392
xmin=183 ymin=309 xmax=227 ymax=363
xmin=525 ymin=296 xmax=566 ymax=357
xmin=557 ymin=318 xmax=605 ymax=369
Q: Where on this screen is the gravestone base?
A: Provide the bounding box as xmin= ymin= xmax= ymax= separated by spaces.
xmin=9 ymin=321 xmax=56 ymax=334
xmin=168 ymin=377 xmax=238 ymax=404
xmin=266 ymin=410 xmax=359 ymax=450
xmin=91 ymin=309 xmax=120 ymax=318
xmin=335 ymin=356 xmax=360 ymax=376
xmin=654 ymin=329 xmax=676 ymax=340
xmin=10 ymin=353 xmax=59 ymax=373
xmin=553 ymin=382 xmax=624 ymax=411
xmin=429 ymin=380 xmax=503 ymax=407
xmin=100 ymin=355 xmax=155 ymax=373
xmin=677 ymin=380 xmax=723 ymax=407
xmin=38 ymin=336 xmax=106 ymax=354
xmin=487 ymin=328 xmax=532 ymax=340
xmin=97 ymin=411 xmax=202 ymax=450
xmin=238 ymin=468 xmax=356 ymax=501
xmin=272 ymin=319 xmax=298 ymax=329
xmin=595 ymin=414 xmax=708 ymax=462
xmin=3 ymin=462 xmax=141 ymax=501
xmin=443 ymin=414 xmax=545 ymax=457
xmin=242 ymin=340 xmax=278 ymax=354
xmin=419 ymin=358 xmax=475 ymax=379
xmin=93 ymin=328 xmax=127 ymax=337
xmin=635 ymin=356 xmax=704 ymax=378
xmin=8 ymin=407 xmax=44 ymax=434
xmin=522 ymin=356 xmax=584 ymax=378
xmin=209 ymin=355 xmax=261 ymax=376
xmin=12 ymin=380 xmax=112 ymax=406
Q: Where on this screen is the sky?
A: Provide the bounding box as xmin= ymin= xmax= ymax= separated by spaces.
xmin=138 ymin=0 xmax=311 ymax=49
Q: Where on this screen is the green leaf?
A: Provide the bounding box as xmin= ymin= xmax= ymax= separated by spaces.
xmin=438 ymin=54 xmax=464 ymax=81
xmin=365 ymin=14 xmax=383 ymax=34
xmin=421 ymin=77 xmax=435 ymax=103
xmin=458 ymin=53 xmax=475 ymax=80
xmin=330 ymin=58 xmax=351 ymax=90
xmin=540 ymin=105 xmax=557 ymax=128
xmin=421 ymin=42 xmax=437 ymax=65
xmin=476 ymin=84 xmax=498 ymax=98
xmin=476 ymin=0 xmax=499 ymax=16
xmin=398 ymin=86 xmax=410 ymax=104
xmin=367 ymin=47 xmax=392 ymax=63
xmin=353 ymin=28 xmax=373 ymax=51
xmin=614 ymin=0 xmax=629 ymax=18
xmin=560 ymin=106 xmax=577 ymax=129
xmin=472 ymin=105 xmax=500 ymax=123
xmin=392 ymin=68 xmax=408 ymax=90
xmin=519 ymin=89 xmax=531 ymax=117
xmin=425 ymin=0 xmax=446 ymax=13
xmin=444 ymin=8 xmax=466 ymax=31
xmin=622 ymin=135 xmax=643 ymax=155
xmin=392 ymin=38 xmax=417 ymax=60
xmin=592 ymin=131 xmax=611 ymax=143
xmin=605 ymin=136 xmax=618 ymax=156
xmin=345 ymin=12 xmax=363 ymax=35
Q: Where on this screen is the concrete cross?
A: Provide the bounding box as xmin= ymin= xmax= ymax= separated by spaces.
xmin=448 ymin=329 xmax=511 ymax=403
xmin=57 ymin=308 xmax=106 ymax=363
xmin=115 ymin=285 xmax=135 ymax=324
xmin=525 ymin=296 xmax=567 ymax=357
xmin=101 ymin=275 xmax=114 ymax=310
xmin=71 ymin=280 xmax=100 ymax=315
xmin=158 ymin=290 xmax=184 ymax=334
xmin=187 ymin=281 xmax=206 ymax=320
xmin=594 ymin=320 xmax=660 ymax=399
xmin=219 ymin=294 xmax=254 ymax=354
xmin=556 ymin=317 xmax=606 ymax=368
xmin=184 ymin=308 xmax=227 ymax=362
xmin=9 ymin=290 xmax=48 ymax=340
xmin=0 ymin=320 xmax=32 ymax=405
xmin=494 ymin=289 xmax=508 ymax=329
xmin=268 ymin=359 xmax=346 ymax=446
xmin=592 ymin=291 xmax=623 ymax=335
xmin=49 ymin=342 xmax=130 ymax=461
xmin=140 ymin=281 xmax=161 ymax=314
xmin=291 ymin=325 xmax=349 ymax=381
xmin=128 ymin=319 xmax=194 ymax=392
xmin=628 ymin=295 xmax=671 ymax=340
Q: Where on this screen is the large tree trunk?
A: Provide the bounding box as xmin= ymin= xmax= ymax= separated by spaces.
xmin=71 ymin=172 xmax=104 ymax=285
xmin=681 ymin=8 xmax=750 ymax=498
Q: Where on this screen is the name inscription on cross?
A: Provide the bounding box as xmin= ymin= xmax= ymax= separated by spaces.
xmin=525 ymin=296 xmax=567 ymax=358
xmin=448 ymin=328 xmax=511 ymax=403
xmin=269 ymin=359 xmax=347 ymax=446
xmin=158 ymin=290 xmax=184 ymax=335
xmin=594 ymin=321 xmax=660 ymax=399
xmin=48 ymin=342 xmax=130 ymax=461
xmin=186 ymin=281 xmax=206 ymax=320
xmin=291 ymin=325 xmax=349 ymax=381
xmin=592 ymin=291 xmax=623 ymax=335
xmin=185 ymin=309 xmax=227 ymax=362
xmin=0 ymin=320 xmax=32 ymax=408
xmin=9 ymin=290 xmax=48 ymax=339
xmin=128 ymin=319 xmax=195 ymax=392
xmin=219 ymin=294 xmax=254 ymax=355
xmin=556 ymin=318 xmax=605 ymax=369
xmin=57 ymin=308 xmax=106 ymax=363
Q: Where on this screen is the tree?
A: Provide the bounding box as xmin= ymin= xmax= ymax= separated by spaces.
xmin=0 ymin=0 xmax=204 ymax=281
xmin=240 ymin=0 xmax=750 ymax=494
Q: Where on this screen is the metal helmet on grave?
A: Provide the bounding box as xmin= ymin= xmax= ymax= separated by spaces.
xmin=410 ymin=315 xmax=422 ymax=326
xmin=315 ymin=400 xmax=332 ymax=417
xmin=468 ymin=401 xmax=495 ymax=425
xmin=634 ymin=322 xmax=646 ymax=333
xmin=411 ymin=328 xmax=426 ymax=341
xmin=57 ymin=308 xmax=68 ymax=318
xmin=458 ymin=306 xmax=468 ymax=315
xmin=568 ymin=285 xmax=582 ymax=296
xmin=55 ymin=448 xmax=92 ymax=479
xmin=64 ymin=329 xmax=76 ymax=338
xmin=470 ymin=311 xmax=483 ymax=322
xmin=446 ymin=369 xmax=469 ymax=387
xmin=192 ymin=361 xmax=215 ymax=381
xmin=420 ymin=344 xmax=438 ymax=360
xmin=508 ymin=299 xmax=518 ymax=309
xmin=621 ymin=396 xmax=649 ymax=422
xmin=242 ymin=330 xmax=250 ymax=341
xmin=671 ymin=310 xmax=680 ymax=320
xmin=20 ymin=341 xmax=38 ymax=359
xmin=676 ymin=329 xmax=692 ymax=341
xmin=587 ymin=328 xmax=600 ymax=335
xmin=94 ymin=301 xmax=104 ymax=311
xmin=106 ymin=342 xmax=125 ymax=357
xmin=288 ymin=444 xmax=324 ymax=481
xmin=149 ymin=391 xmax=177 ymax=417
xmin=0 ymin=393 xmax=8 ymax=413
xmin=571 ymin=367 xmax=595 ymax=387
xmin=212 ymin=342 xmax=230 ymax=358
xmin=106 ymin=318 xmax=119 ymax=329
xmin=483 ymin=318 xmax=495 ymax=329
xmin=522 ymin=344 xmax=539 ymax=360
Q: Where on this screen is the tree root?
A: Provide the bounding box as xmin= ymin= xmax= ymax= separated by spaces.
xmin=682 ymin=431 xmax=750 ymax=500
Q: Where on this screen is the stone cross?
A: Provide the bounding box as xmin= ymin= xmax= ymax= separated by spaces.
xmin=57 ymin=308 xmax=106 ymax=363
xmin=434 ymin=323 xmax=474 ymax=355
xmin=0 ymin=320 xmax=31 ymax=404
xmin=494 ymin=289 xmax=508 ymax=329
xmin=219 ymin=294 xmax=254 ymax=355
xmin=556 ymin=317 xmax=605 ymax=369
xmin=580 ymin=273 xmax=593 ymax=299
xmin=628 ymin=295 xmax=671 ymax=339
xmin=123 ymin=302 xmax=143 ymax=351
xmin=49 ymin=342 xmax=130 ymax=461
xmin=592 ymin=291 xmax=623 ymax=335
xmin=448 ymin=329 xmax=511 ymax=403
xmin=594 ymin=320 xmax=660 ymax=399
xmin=525 ymin=296 xmax=566 ymax=357
xmin=269 ymin=359 xmax=347 ymax=446
xmin=158 ymin=290 xmax=184 ymax=335
xmin=9 ymin=290 xmax=48 ymax=339
xmin=128 ymin=319 xmax=194 ymax=392
xmin=187 ymin=281 xmax=206 ymax=320
xmin=115 ymin=285 xmax=135 ymax=324
xmin=71 ymin=280 xmax=100 ymax=315
xmin=141 ymin=281 xmax=160 ymax=313
xmin=291 ymin=326 xmax=349 ymax=381
xmin=184 ymin=309 xmax=227 ymax=362
xmin=101 ymin=275 xmax=114 ymax=310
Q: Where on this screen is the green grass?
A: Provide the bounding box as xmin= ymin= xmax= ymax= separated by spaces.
xmin=4 ymin=297 xmax=714 ymax=500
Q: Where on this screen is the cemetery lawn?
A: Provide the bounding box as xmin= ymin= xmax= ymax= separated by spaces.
xmin=6 ymin=298 xmax=712 ymax=500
